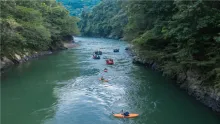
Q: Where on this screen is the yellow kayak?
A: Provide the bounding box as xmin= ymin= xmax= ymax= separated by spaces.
xmin=113 ymin=113 xmax=139 ymax=118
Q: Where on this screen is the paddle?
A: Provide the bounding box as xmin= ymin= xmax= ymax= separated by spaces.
xmin=112 ymin=110 xmax=123 ymax=115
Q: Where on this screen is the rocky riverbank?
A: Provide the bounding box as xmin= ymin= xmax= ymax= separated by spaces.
xmin=129 ymin=47 xmax=220 ymax=112
xmin=63 ymin=42 xmax=79 ymax=48
xmin=0 ymin=42 xmax=78 ymax=73
xmin=1 ymin=51 xmax=53 ymax=73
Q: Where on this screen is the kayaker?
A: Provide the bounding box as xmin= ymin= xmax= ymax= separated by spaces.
xmin=101 ymin=76 xmax=105 ymax=81
xmin=104 ymin=68 xmax=107 ymax=71
xmin=93 ymin=54 xmax=97 ymax=59
xmin=123 ymin=112 xmax=129 ymax=116
xmin=121 ymin=110 xmax=130 ymax=117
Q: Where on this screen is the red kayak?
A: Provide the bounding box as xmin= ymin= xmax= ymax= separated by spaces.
xmin=106 ymin=59 xmax=114 ymax=65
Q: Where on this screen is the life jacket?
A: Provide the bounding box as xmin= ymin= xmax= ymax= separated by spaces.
xmin=124 ymin=112 xmax=129 ymax=116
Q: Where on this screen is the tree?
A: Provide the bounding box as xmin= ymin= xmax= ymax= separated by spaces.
xmin=0 ymin=0 xmax=80 ymax=59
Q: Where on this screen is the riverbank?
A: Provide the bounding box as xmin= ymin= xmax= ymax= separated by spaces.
xmin=129 ymin=46 xmax=220 ymax=112
xmin=0 ymin=42 xmax=77 ymax=73
xmin=63 ymin=42 xmax=79 ymax=48
xmin=2 ymin=37 xmax=219 ymax=124
xmin=1 ymin=51 xmax=52 ymax=72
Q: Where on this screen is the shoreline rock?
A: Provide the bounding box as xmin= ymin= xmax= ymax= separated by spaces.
xmin=1 ymin=51 xmax=53 ymax=73
xmin=63 ymin=42 xmax=78 ymax=48
xmin=0 ymin=41 xmax=79 ymax=73
xmin=129 ymin=47 xmax=220 ymax=112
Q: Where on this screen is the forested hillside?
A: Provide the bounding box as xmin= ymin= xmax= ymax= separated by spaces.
xmin=1 ymin=0 xmax=79 ymax=68
xmin=80 ymin=0 xmax=220 ymax=111
xmin=57 ymin=0 xmax=100 ymax=16
xmin=79 ymin=0 xmax=127 ymax=39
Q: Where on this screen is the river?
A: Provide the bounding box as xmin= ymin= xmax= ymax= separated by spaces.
xmin=1 ymin=37 xmax=220 ymax=124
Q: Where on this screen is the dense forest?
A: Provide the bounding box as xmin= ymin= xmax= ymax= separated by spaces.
xmin=80 ymin=0 xmax=220 ymax=107
xmin=57 ymin=0 xmax=100 ymax=16
xmin=79 ymin=0 xmax=127 ymax=39
xmin=1 ymin=0 xmax=79 ymax=65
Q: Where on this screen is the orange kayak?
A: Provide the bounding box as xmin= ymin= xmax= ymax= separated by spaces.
xmin=113 ymin=113 xmax=139 ymax=118
xmin=99 ymin=78 xmax=108 ymax=82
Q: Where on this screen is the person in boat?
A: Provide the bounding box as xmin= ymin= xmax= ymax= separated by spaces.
xmin=94 ymin=54 xmax=100 ymax=58
xmin=104 ymin=68 xmax=107 ymax=71
xmin=100 ymin=76 xmax=105 ymax=81
xmin=107 ymin=59 xmax=113 ymax=64
xmin=121 ymin=110 xmax=130 ymax=116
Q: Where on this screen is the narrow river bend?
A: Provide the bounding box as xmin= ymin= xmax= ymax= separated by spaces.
xmin=1 ymin=37 xmax=220 ymax=124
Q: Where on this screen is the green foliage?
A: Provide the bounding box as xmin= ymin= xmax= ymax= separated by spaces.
xmin=79 ymin=0 xmax=127 ymax=39
xmin=128 ymin=0 xmax=220 ymax=87
xmin=80 ymin=0 xmax=220 ymax=88
xmin=57 ymin=0 xmax=100 ymax=16
xmin=0 ymin=0 xmax=79 ymax=58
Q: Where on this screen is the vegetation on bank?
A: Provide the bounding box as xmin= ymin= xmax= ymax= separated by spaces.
xmin=0 ymin=0 xmax=79 ymax=61
xmin=80 ymin=0 xmax=220 ymax=93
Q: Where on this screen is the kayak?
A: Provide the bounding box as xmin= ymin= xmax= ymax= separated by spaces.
xmin=113 ymin=113 xmax=139 ymax=118
xmin=106 ymin=59 xmax=114 ymax=65
xmin=113 ymin=49 xmax=119 ymax=52
xmin=99 ymin=78 xmax=108 ymax=82
xmin=104 ymin=70 xmax=108 ymax=72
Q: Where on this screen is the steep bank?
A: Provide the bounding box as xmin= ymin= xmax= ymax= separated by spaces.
xmin=1 ymin=42 xmax=69 ymax=72
xmin=0 ymin=0 xmax=79 ymax=71
xmin=1 ymin=0 xmax=79 ymax=72
xmin=0 ymin=41 xmax=80 ymax=72
xmin=131 ymin=47 xmax=220 ymax=112
xmin=1 ymin=51 xmax=52 ymax=72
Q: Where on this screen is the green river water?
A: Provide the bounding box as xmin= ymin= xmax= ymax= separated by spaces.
xmin=1 ymin=37 xmax=220 ymax=124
